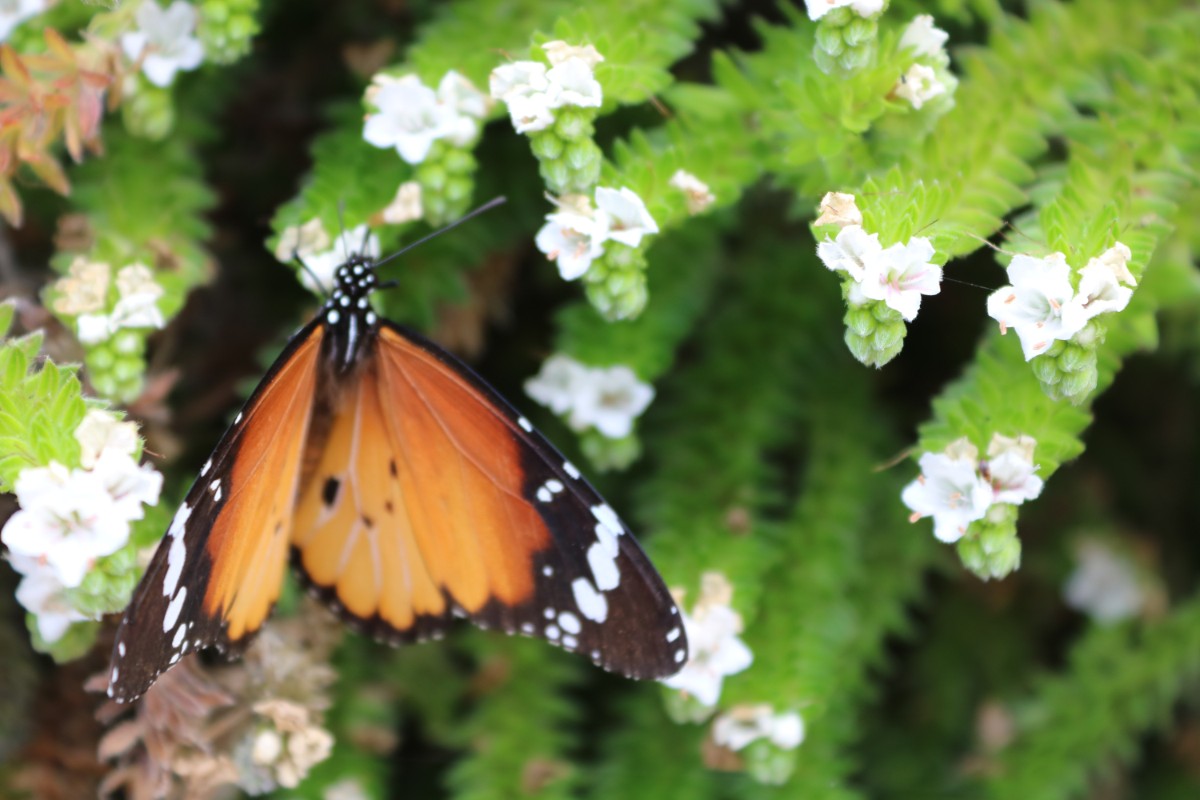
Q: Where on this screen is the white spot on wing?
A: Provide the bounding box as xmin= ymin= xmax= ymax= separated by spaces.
xmin=562 ymin=634 xmax=578 ymax=649
xmin=587 ymin=541 xmax=620 ymax=591
xmin=563 ymin=461 xmax=581 ymax=479
xmin=200 ymin=458 xmax=212 ymax=477
xmin=537 ymin=487 xmax=552 ymax=503
xmin=542 ymin=565 xmax=553 ymax=576
xmin=162 ymin=586 xmax=187 ymax=632
xmin=234 ymin=412 xmax=243 ymax=425
xmin=674 ymin=649 xmax=686 ymax=663
xmin=545 ymin=624 xmax=560 ymax=640
xmin=543 ymin=607 xmax=555 ymax=620
xmin=172 ymin=624 xmax=186 ymax=649
xmin=518 ymin=417 xmax=532 ymax=432
xmin=162 ymin=505 xmax=192 ymax=597
xmin=118 ymin=642 xmax=126 ymax=657
xmin=521 ymin=622 xmax=535 ymax=634
xmin=546 ymin=479 xmax=564 ymax=494
xmin=591 ymin=504 xmax=622 ymax=537
xmin=572 ymin=578 xmax=608 ymax=622
xmin=666 ymin=626 xmax=681 ymax=643
xmin=557 ymin=611 xmax=581 ymax=635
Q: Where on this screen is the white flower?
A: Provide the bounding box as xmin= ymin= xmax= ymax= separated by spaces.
xmin=489 ymin=61 xmax=550 ymax=101
xmin=595 ymin=186 xmax=659 ymax=247
xmin=14 ymin=565 xmax=90 ymax=643
xmin=662 ymin=572 xmax=753 ymax=707
xmin=986 ymin=253 xmax=1082 ymax=361
xmin=2 ymin=463 xmax=133 ymax=586
xmin=120 ymin=1 xmax=205 ymax=88
xmin=1065 ymin=242 xmax=1136 ymax=328
xmin=901 ymin=439 xmax=994 ymax=543
xmin=434 ymin=70 xmax=490 ymax=146
xmin=300 ymin=225 xmax=380 ymax=294
xmin=712 ymin=705 xmax=806 ymax=751
xmin=93 ymin=446 xmax=163 ymax=524
xmin=525 ymin=354 xmax=654 ymax=438
xmin=490 ymin=44 xmax=604 ymax=134
xmin=524 ymin=353 xmax=589 ymax=415
xmin=542 ymin=40 xmax=605 ymax=69
xmin=75 ymin=264 xmax=165 ymax=344
xmin=546 ymin=58 xmax=603 ymax=108
xmin=51 ymin=257 xmax=111 ymax=316
xmin=380 ymin=181 xmax=423 ymax=225
xmin=893 ymin=63 xmax=946 ymax=109
xmin=804 ymin=0 xmax=885 ymax=21
xmin=75 ymin=409 xmax=140 ymax=469
xmin=858 ymin=236 xmax=941 ymax=321
xmin=491 ymin=61 xmax=558 ymax=134
xmin=900 ymin=15 xmax=949 ymax=59
xmin=813 ymin=191 xmax=862 ymax=229
xmin=669 ymin=170 xmax=715 ymax=215
xmin=1063 ymin=539 xmax=1144 ymax=622
xmin=983 ymin=434 xmax=1044 ymax=505
xmin=0 ymin=0 xmax=45 ymax=44
xmin=567 ymin=364 xmax=655 ymax=439
xmin=363 ymin=75 xmax=451 ymax=164
xmin=816 ymin=225 xmax=881 ymax=282
xmin=535 ymin=200 xmax=608 ymax=281
xmin=274 ymin=218 xmax=332 ymax=263
xmin=505 ymin=92 xmax=557 ymax=134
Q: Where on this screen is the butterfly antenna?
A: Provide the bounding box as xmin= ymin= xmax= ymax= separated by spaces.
xmin=374 ymin=196 xmax=507 ymax=269
xmin=291 ymin=252 xmax=331 ymax=300
xmin=336 ymin=199 xmax=351 ymax=255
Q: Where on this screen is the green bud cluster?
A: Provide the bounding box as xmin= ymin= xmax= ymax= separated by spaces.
xmin=84 ymin=329 xmax=149 ymax=403
xmin=843 ymin=294 xmax=906 ymax=367
xmin=1030 ymin=320 xmax=1104 ymax=404
xmin=741 ymin=738 xmax=798 ymax=786
xmin=530 ymin=108 xmax=603 ymax=195
xmin=197 ymin=0 xmax=262 ymax=65
xmin=956 ymin=504 xmax=1022 ymax=580
xmin=580 ymin=429 xmax=641 ymax=472
xmin=812 ymin=7 xmax=880 ymax=74
xmin=122 ymin=80 xmax=175 ymax=140
xmin=416 ymin=140 xmax=477 ymax=226
xmin=582 ymin=243 xmax=649 ymax=321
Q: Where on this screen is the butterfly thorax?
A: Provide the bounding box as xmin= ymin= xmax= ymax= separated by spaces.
xmin=322 ymin=256 xmax=381 ymax=374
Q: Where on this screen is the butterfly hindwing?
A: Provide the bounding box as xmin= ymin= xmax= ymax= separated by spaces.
xmin=289 ymin=323 xmax=686 ymax=679
xmin=107 ymin=322 xmax=325 ymax=702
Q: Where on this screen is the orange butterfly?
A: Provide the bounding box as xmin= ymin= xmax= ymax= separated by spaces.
xmin=106 ymin=244 xmax=686 ymax=703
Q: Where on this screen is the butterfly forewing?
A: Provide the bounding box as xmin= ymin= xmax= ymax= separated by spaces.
xmin=107 ymin=323 xmax=325 ymax=703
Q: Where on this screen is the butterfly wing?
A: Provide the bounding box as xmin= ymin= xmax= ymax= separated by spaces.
xmin=290 ymin=323 xmax=686 ymax=679
xmin=107 ymin=321 xmax=326 ymax=703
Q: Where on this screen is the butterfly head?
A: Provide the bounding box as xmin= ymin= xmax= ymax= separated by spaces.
xmin=322 ymin=255 xmax=381 ymax=372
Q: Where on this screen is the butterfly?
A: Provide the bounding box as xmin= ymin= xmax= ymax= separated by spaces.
xmin=106 ymin=237 xmax=687 ymax=703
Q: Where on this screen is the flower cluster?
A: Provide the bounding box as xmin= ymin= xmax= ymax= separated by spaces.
xmin=902 ymin=434 xmax=1044 ymax=544
xmin=2 ymin=410 xmax=162 ymax=644
xmin=241 ymin=700 xmax=335 ymax=790
xmin=490 ymin=41 xmax=605 ymax=193
xmin=490 ymin=42 xmax=603 ymax=134
xmin=121 ymin=1 xmax=206 ymax=88
xmin=535 ymin=187 xmax=659 ymax=281
xmin=524 ymin=353 xmax=654 ymax=439
xmin=273 ymin=221 xmax=380 ymax=295
xmin=51 ymin=258 xmax=166 ymax=345
xmin=661 ymin=572 xmax=753 ymax=709
xmin=48 ymin=257 xmax=166 ymax=401
xmin=362 ymin=69 xmax=488 ymax=223
xmin=1063 ymin=538 xmax=1151 ymax=623
xmin=987 ymin=243 xmax=1135 ymax=403
xmin=892 ymin=15 xmax=955 ymax=111
xmin=363 ymin=71 xmax=489 ymax=166
xmin=712 ymin=705 xmax=805 ymax=752
xmin=815 ymin=192 xmax=942 ymax=366
xmin=987 ymin=244 xmax=1135 ymax=359
xmin=668 ymin=169 xmax=716 ymax=216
